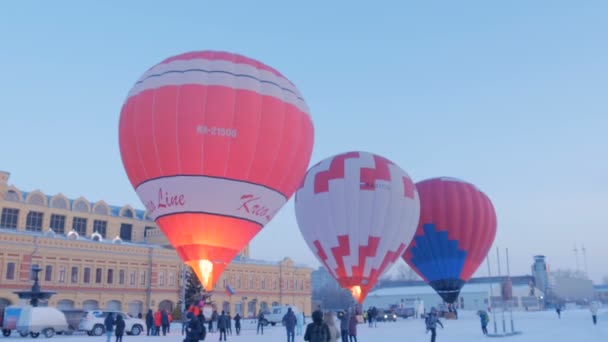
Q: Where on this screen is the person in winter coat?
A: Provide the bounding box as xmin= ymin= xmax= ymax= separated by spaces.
xmin=477 ymin=310 xmax=489 ymax=335
xmin=282 ymin=307 xmax=298 ymax=342
xmin=115 ymin=314 xmax=126 ymax=342
xmin=323 ymin=311 xmax=341 ymax=342
xmin=338 ymin=310 xmax=349 ymax=342
xmin=226 ymin=312 xmax=232 ymax=335
xmin=425 ymin=308 xmax=444 ymax=342
xmin=347 ymin=309 xmax=358 ymax=342
xmin=197 ymin=312 xmax=207 ymax=341
xmin=186 ymin=312 xmax=202 ymax=342
xmin=145 ymin=309 xmax=154 ymax=336
xmin=233 ymin=313 xmax=241 ymax=335
xmin=590 ymin=302 xmax=599 ymax=325
xmin=257 ymin=310 xmax=265 ymax=335
xmin=161 ymin=309 xmax=170 ymax=336
xmin=104 ymin=313 xmax=115 ymax=342
xmin=153 ymin=309 xmax=162 ymax=336
xmin=304 ymin=310 xmax=331 ymax=342
xmin=217 ymin=311 xmax=228 ymax=341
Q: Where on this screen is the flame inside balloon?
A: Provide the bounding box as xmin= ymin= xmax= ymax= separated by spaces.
xmin=185 ymin=259 xmax=214 ymax=289
xmin=351 ymin=286 xmax=362 ymax=302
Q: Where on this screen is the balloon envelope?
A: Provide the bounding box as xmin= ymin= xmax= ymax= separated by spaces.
xmin=295 ymin=151 xmax=420 ymax=303
xmin=119 ymin=51 xmax=314 ymax=289
xmin=402 ymin=177 xmax=497 ymax=303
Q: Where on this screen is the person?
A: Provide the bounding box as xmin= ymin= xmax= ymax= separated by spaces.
xmin=137 ymin=312 xmax=142 ymax=319
xmin=366 ymin=308 xmax=373 ymax=327
xmin=153 ymin=309 xmax=162 ymax=336
xmin=590 ymin=301 xmax=599 ymax=325
xmin=348 ymin=308 xmax=358 ymax=342
xmin=323 ymin=311 xmax=341 ymax=342
xmin=145 ymin=309 xmax=154 ymax=336
xmin=227 ymin=312 xmax=232 ymax=335
xmin=115 ymin=314 xmax=126 ymax=342
xmin=197 ymin=311 xmax=207 ymax=341
xmin=104 ymin=312 xmax=114 ymax=342
xmin=282 ymin=307 xmax=297 ymax=342
xmin=217 ymin=310 xmax=228 ymax=341
xmin=304 ymin=310 xmax=330 ymax=342
xmin=234 ymin=313 xmax=241 ymax=336
xmin=338 ymin=310 xmax=349 ymax=342
xmin=556 ymin=306 xmax=561 ymax=319
xmin=297 ymin=312 xmax=304 ymax=336
xmin=161 ymin=309 xmax=170 ymax=336
xmin=257 ymin=310 xmax=265 ymax=335
xmin=186 ymin=312 xmax=202 ymax=342
xmin=477 ymin=310 xmax=489 ymax=335
xmin=425 ymin=308 xmax=444 ymax=342
xmin=211 ymin=310 xmax=219 ymax=333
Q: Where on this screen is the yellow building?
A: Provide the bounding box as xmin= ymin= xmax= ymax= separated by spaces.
xmin=0 ymin=171 xmax=312 ymax=317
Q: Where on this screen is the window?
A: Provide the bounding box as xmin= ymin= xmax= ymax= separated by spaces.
xmin=1 ymin=208 xmax=19 ymax=228
xmin=129 ymin=271 xmax=136 ymax=285
xmin=140 ymin=270 xmax=146 ymax=286
xmin=59 ymin=265 xmax=66 ymax=282
xmin=95 ymin=268 xmax=102 ymax=284
xmin=144 ymin=226 xmax=155 ymax=238
xmin=49 ymin=214 xmax=66 ymax=234
xmin=119 ymin=223 xmax=132 ymax=241
xmin=25 ymin=211 xmax=44 ymax=232
xmin=107 ymin=269 xmax=114 ymax=284
xmin=122 ymin=208 xmax=134 ymax=218
xmin=249 ymin=276 xmax=254 ymax=289
xmin=168 ymin=272 xmax=175 ymax=286
xmin=6 ymin=262 xmax=15 ymax=280
xmin=72 ymin=217 xmax=87 ymax=236
xmin=273 ymin=279 xmax=277 ymax=290
xmin=261 ymin=278 xmax=266 ymax=290
xmin=50 ymin=197 xmax=68 ymax=209
xmin=84 ymin=268 xmax=91 ymax=283
xmin=93 ymin=220 xmax=107 ymax=238
xmin=93 ymin=204 xmax=108 ymax=215
xmin=237 ymin=276 xmax=241 ymax=288
xmin=119 ymin=270 xmax=125 ymax=285
xmin=71 ymin=266 xmax=79 ymax=283
xmin=158 ymin=271 xmax=165 ymax=286
xmin=4 ymin=190 xmax=20 ymax=202
xmin=45 ymin=265 xmax=53 ymax=282
xmin=73 ymin=200 xmax=89 ymax=212
xmin=28 ymin=193 xmax=45 ymax=206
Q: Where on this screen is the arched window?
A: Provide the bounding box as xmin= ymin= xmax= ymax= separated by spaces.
xmin=27 ymin=192 xmax=46 ymax=206
xmin=73 ymin=200 xmax=89 ymax=213
xmin=93 ymin=203 xmax=109 ymax=215
xmin=50 ymin=196 xmax=68 ymax=210
xmin=4 ymin=189 xmax=20 ymax=202
xmin=121 ymin=207 xmax=134 ymax=218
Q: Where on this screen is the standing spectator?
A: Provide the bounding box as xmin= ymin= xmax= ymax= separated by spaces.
xmin=323 ymin=311 xmax=341 ymax=342
xmin=104 ymin=313 xmax=114 ymax=342
xmin=304 ymin=310 xmax=330 ymax=342
xmin=154 ymin=309 xmax=162 ymax=336
xmin=115 ymin=314 xmax=126 ymax=342
xmin=477 ymin=310 xmax=489 ymax=335
xmin=182 ymin=309 xmax=190 ymax=336
xmin=234 ymin=313 xmax=241 ymax=336
xmin=145 ymin=309 xmax=154 ymax=336
xmin=590 ymin=301 xmax=599 ymax=325
xmin=338 ymin=310 xmax=349 ymax=342
xmin=425 ymin=308 xmax=444 ymax=342
xmin=282 ymin=307 xmax=297 ymax=342
xmin=257 ymin=310 xmax=265 ymax=335
xmin=348 ymin=309 xmax=358 ymax=342
xmin=161 ymin=309 xmax=170 ymax=336
xmin=217 ymin=310 xmax=228 ymax=341
xmin=186 ymin=312 xmax=202 ymax=342
xmin=226 ymin=312 xmax=232 ymax=335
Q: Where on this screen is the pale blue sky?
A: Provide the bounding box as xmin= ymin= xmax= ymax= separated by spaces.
xmin=1 ymin=1 xmax=606 ymax=282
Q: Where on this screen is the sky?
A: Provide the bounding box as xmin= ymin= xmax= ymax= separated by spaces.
xmin=0 ymin=1 xmax=606 ymax=283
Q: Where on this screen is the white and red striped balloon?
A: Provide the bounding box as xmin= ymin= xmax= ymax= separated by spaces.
xmin=294 ymin=151 xmax=420 ymax=303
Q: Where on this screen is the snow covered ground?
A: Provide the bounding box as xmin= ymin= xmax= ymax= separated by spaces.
xmin=2 ymin=309 xmax=606 ymax=341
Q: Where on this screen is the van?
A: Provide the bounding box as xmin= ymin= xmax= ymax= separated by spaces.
xmin=15 ymin=305 xmax=70 ymax=338
xmin=264 ymin=305 xmax=301 ymax=326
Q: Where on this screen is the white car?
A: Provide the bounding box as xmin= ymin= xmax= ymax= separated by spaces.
xmin=265 ymin=306 xmax=301 ymax=326
xmin=79 ymin=310 xmax=144 ymax=336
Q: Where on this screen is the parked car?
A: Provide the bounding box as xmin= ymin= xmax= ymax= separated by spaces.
xmin=11 ymin=305 xmax=71 ymax=338
xmin=79 ymin=310 xmax=144 ymax=336
xmin=264 ymin=306 xmax=301 ymax=326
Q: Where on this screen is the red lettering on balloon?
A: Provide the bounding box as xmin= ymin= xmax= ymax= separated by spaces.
xmin=146 ymin=188 xmax=186 ymax=215
xmin=237 ymin=194 xmax=275 ymax=222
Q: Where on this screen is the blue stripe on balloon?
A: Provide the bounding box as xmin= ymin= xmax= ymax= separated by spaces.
xmin=409 ymin=223 xmax=467 ymax=282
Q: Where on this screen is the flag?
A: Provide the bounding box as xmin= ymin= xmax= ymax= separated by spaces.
xmin=225 ymin=284 xmax=235 ymax=297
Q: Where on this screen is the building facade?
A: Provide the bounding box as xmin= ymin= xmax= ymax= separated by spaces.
xmin=0 ymin=171 xmax=312 ymax=317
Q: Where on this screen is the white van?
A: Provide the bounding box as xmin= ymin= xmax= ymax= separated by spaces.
xmin=15 ymin=306 xmax=70 ymax=338
xmin=265 ymin=306 xmax=301 ymax=326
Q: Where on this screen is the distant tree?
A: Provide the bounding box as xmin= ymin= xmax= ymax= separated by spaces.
xmin=177 ymin=266 xmax=213 ymax=311
xmin=602 ymin=275 xmax=608 ymax=285
xmin=381 ymin=262 xmax=421 ymax=281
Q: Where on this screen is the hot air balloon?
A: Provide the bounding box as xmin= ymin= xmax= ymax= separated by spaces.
xmin=402 ymin=177 xmax=497 ymax=303
xmin=119 ymin=51 xmax=314 ymax=289
xmin=294 ymin=151 xmax=420 ymax=303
